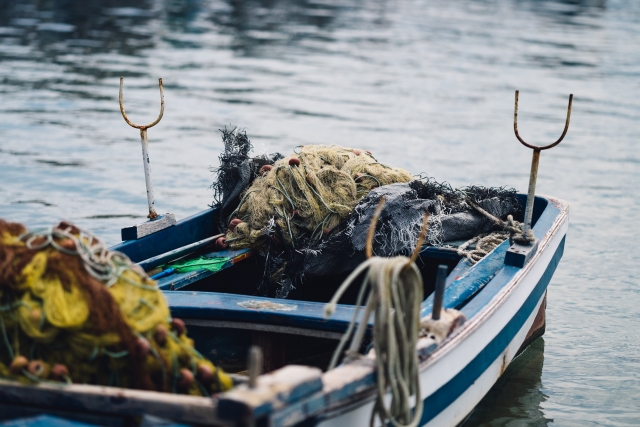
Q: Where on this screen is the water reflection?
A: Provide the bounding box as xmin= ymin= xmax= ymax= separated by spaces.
xmin=464 ymin=339 xmax=552 ymax=426
xmin=1 ymin=0 xmax=640 ymax=425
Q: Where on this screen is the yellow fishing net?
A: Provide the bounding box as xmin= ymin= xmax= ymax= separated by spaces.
xmin=0 ymin=220 xmax=232 ymax=395
xmin=226 ymin=145 xmax=413 ymax=250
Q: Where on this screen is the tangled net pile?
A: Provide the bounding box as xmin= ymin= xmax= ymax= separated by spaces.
xmin=211 ymin=129 xmax=522 ymax=298
xmin=224 ymin=144 xmax=413 ymax=251
xmin=0 ymin=220 xmax=232 ymax=395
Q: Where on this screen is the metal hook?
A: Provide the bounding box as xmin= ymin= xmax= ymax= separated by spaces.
xmin=512 ymin=90 xmax=573 ymax=239
xmin=514 ymin=90 xmax=573 ymax=151
xmin=119 ymin=77 xmax=165 ymax=130
xmin=119 ymin=77 xmax=165 ymax=220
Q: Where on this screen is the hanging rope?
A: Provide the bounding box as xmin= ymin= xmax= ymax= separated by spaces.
xmin=324 ymin=202 xmax=426 ymax=427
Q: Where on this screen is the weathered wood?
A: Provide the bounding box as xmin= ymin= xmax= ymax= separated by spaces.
xmin=252 ymin=331 xmax=286 ymax=373
xmin=138 ymin=234 xmax=223 ymax=271
xmin=0 ymin=378 xmax=222 ymax=426
xmin=516 ymin=291 xmax=547 ymax=356
xmin=121 ymin=213 xmax=176 ymax=241
xmin=111 ymin=208 xmax=216 ymax=262
xmin=184 ymin=319 xmax=344 ymax=340
xmin=216 ymin=365 xmax=323 ymax=422
xmin=504 ymin=239 xmax=539 ymax=268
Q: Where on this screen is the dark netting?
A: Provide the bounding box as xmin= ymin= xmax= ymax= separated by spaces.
xmin=211 ymin=132 xmax=522 ymax=299
xmin=210 ymin=128 xmax=283 ymax=231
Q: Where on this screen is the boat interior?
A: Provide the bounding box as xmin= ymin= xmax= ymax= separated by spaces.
xmin=111 ymin=195 xmax=549 ymax=375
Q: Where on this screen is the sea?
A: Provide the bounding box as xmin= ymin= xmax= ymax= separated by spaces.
xmin=0 ymin=0 xmax=638 ymax=425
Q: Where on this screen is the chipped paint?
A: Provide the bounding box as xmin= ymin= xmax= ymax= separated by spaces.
xmin=237 ymin=300 xmax=298 ymax=311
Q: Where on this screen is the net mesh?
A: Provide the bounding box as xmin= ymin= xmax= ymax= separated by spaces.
xmin=212 ymin=130 xmax=521 ymax=298
xmin=0 ymin=220 xmax=232 ymax=395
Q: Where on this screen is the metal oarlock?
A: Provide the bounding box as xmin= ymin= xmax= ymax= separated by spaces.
xmin=119 ymin=77 xmax=176 ymax=241
xmin=504 ymin=90 xmax=573 ymax=268
xmin=514 ymin=90 xmax=573 ymax=239
xmin=119 ymin=76 xmax=165 ymax=220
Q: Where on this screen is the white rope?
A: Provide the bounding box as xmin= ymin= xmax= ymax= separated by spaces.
xmin=19 ymin=224 xmax=150 ymax=288
xmin=456 ymin=232 xmax=509 ymax=265
xmin=457 ymin=198 xmax=536 ymax=264
xmin=324 ymin=256 xmax=423 ymax=427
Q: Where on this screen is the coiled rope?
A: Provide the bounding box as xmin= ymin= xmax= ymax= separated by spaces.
xmin=324 ymin=200 xmax=426 ymax=427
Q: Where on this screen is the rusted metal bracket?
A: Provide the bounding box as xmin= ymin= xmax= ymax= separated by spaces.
xmin=505 ymin=90 xmax=573 ymax=268
xmin=119 ymin=77 xmax=176 ymax=240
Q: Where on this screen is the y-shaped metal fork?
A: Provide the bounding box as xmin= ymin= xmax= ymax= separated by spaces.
xmin=514 ymin=90 xmax=573 ymax=241
xmin=119 ymin=77 xmax=164 ymax=220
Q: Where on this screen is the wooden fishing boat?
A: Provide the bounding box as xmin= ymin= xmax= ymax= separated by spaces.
xmin=0 ymin=193 xmax=568 ymax=427
xmin=0 ymin=89 xmax=573 ymax=427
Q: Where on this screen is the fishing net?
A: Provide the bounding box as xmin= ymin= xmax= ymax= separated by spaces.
xmin=211 ymin=129 xmax=522 ymax=298
xmin=0 ymin=220 xmax=232 ymax=395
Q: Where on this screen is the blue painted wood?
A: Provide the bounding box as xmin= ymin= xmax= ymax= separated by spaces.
xmin=138 ymin=235 xmax=220 ymax=271
xmin=420 ymin=195 xmax=558 ymax=318
xmin=110 ymin=208 xmax=216 ymax=263
xmin=165 ymin=292 xmax=361 ymax=334
xmin=0 ymin=416 xmax=96 ymax=427
xmin=216 ymin=366 xmax=323 ymax=421
xmin=416 ymin=234 xmax=565 ymax=425
xmin=158 ymin=269 xmax=219 ymax=291
xmin=156 ymin=249 xmax=251 ymax=290
xmin=267 ymin=233 xmax=566 ymax=427
xmin=504 ymin=239 xmax=539 ymax=268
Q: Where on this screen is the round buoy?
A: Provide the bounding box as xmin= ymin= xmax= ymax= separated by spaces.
xmin=289 ymin=157 xmax=300 ymax=166
xmin=171 ymin=318 xmax=186 ymax=336
xmin=51 ymin=364 xmax=69 ymax=381
xmin=354 ymin=173 xmax=363 ymax=183
xmin=260 ymin=165 xmax=272 ymax=175
xmin=154 ymin=324 xmax=168 ymax=346
xmin=197 ymin=364 xmax=214 ymax=385
xmin=215 ymin=237 xmax=228 ymax=250
xmin=9 ymin=356 xmax=28 ymax=375
xmin=352 ymin=149 xmax=361 ymax=155
xmin=177 ymin=368 xmax=194 ymax=390
xmin=136 ymin=337 xmax=151 ymax=357
xmin=27 ymin=360 xmax=50 ymax=379
xmin=229 ymin=218 xmax=242 ymax=231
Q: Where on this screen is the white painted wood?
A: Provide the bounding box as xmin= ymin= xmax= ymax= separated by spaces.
xmin=0 ymin=378 xmax=220 ymax=425
xmin=121 ymin=213 xmax=176 ymax=240
xmin=315 ymin=201 xmax=569 ymax=427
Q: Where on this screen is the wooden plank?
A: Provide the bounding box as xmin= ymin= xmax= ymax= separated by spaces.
xmin=252 ymin=331 xmax=286 ymax=373
xmin=165 ymin=292 xmax=365 ymax=335
xmin=121 ymin=213 xmax=177 ymax=241
xmin=504 ymin=239 xmax=540 ymax=268
xmin=0 ymin=379 xmax=222 ymax=426
xmin=183 ymin=319 xmax=344 ymax=340
xmin=138 ymin=234 xmax=223 ymax=271
xmin=215 ymin=365 xmax=322 ymax=422
xmin=155 ymin=249 xmax=252 ymax=290
xmin=110 ymin=208 xmax=216 ymax=263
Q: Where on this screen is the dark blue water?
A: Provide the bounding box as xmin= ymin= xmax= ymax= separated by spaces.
xmin=1 ymin=0 xmax=639 ymax=425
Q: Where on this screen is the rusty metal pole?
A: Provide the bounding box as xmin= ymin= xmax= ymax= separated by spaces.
xmin=523 ymin=149 xmax=540 ymax=235
xmin=513 ymin=90 xmax=573 ymax=241
xmin=119 ymin=77 xmax=165 ymax=220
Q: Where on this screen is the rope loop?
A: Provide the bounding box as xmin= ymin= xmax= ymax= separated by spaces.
xmin=325 ymin=256 xmax=424 ymax=427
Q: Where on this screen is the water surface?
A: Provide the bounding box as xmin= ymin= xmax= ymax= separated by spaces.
xmin=1 ymin=0 xmax=639 ymax=425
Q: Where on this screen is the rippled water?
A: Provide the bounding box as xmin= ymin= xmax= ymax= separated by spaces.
xmin=1 ymin=0 xmax=639 ymax=425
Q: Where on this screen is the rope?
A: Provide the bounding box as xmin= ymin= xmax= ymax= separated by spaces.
xmin=457 ymin=198 xmax=536 ymax=264
xmin=456 ymin=232 xmax=509 ymax=265
xmin=324 ymin=256 xmax=423 ymax=427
